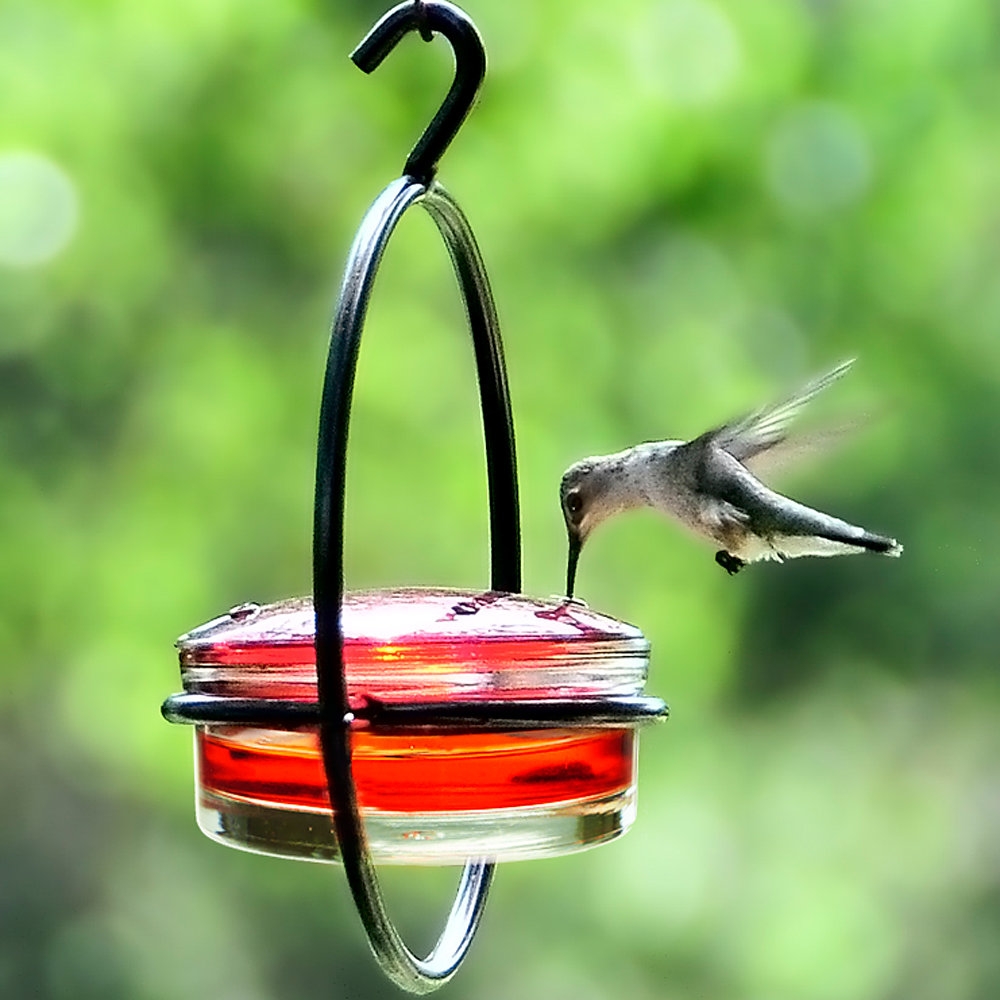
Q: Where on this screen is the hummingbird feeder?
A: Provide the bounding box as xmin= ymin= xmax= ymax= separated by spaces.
xmin=162 ymin=1 xmax=668 ymax=992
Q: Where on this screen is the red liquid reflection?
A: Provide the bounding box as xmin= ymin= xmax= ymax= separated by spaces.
xmin=198 ymin=728 xmax=635 ymax=813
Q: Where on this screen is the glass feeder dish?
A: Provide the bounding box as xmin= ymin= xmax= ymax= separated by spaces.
xmin=171 ymin=588 xmax=653 ymax=865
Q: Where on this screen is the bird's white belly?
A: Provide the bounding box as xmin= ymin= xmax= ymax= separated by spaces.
xmin=735 ymin=533 xmax=863 ymax=562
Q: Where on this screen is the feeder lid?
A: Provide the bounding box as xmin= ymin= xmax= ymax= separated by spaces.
xmin=178 ymin=588 xmax=649 ymax=703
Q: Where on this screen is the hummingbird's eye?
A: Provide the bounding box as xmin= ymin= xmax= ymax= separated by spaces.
xmin=565 ymin=489 xmax=583 ymax=520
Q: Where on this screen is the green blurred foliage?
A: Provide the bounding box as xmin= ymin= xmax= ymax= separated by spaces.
xmin=2 ymin=0 xmax=999 ymax=997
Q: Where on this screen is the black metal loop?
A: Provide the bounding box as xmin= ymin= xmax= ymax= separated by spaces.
xmin=313 ymin=174 xmax=519 ymax=993
xmin=351 ymin=1 xmax=486 ymax=184
xmin=162 ymin=692 xmax=669 ymax=730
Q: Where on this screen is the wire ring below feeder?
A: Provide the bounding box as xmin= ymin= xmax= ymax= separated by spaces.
xmin=313 ymin=176 xmax=521 ymax=993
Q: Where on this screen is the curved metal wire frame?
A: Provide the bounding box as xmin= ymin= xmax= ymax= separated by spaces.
xmin=313 ymin=176 xmax=514 ymax=992
xmin=312 ymin=15 xmax=522 ymax=986
xmin=312 ymin=9 xmax=518 ymax=984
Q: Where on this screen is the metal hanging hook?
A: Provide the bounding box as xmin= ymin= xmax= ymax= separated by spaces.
xmin=351 ymin=0 xmax=486 ymax=184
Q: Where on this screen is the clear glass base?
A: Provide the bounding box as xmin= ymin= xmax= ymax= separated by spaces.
xmin=196 ymin=785 xmax=637 ymax=865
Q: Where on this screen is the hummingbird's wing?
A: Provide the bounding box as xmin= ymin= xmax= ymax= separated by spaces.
xmin=708 ymin=360 xmax=854 ymax=464
xmin=741 ymin=419 xmax=862 ymax=479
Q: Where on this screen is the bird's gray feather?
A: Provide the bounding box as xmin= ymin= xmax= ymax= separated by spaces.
xmin=699 ymin=444 xmax=862 ymax=540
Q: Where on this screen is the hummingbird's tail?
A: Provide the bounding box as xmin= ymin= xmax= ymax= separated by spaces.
xmin=820 ymin=528 xmax=903 ymax=557
xmin=746 ymin=519 xmax=904 ymax=562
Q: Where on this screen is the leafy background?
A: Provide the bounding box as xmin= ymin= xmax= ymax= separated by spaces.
xmin=2 ymin=0 xmax=999 ymax=997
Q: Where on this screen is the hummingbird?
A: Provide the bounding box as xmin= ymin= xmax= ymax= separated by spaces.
xmin=560 ymin=360 xmax=902 ymax=598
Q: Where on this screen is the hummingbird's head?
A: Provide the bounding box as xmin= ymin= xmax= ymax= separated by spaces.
xmin=560 ymin=459 xmax=619 ymax=598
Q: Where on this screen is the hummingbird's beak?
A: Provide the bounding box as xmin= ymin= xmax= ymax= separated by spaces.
xmin=566 ymin=527 xmax=582 ymax=599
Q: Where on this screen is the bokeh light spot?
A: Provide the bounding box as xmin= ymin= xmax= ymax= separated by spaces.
xmin=637 ymin=0 xmax=743 ymax=107
xmin=765 ymin=103 xmax=872 ymax=216
xmin=0 ymin=151 xmax=79 ymax=268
